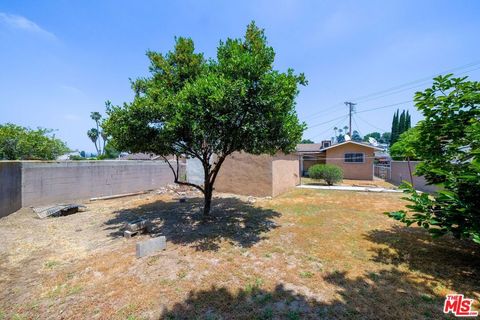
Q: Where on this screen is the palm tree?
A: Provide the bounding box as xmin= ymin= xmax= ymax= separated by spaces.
xmin=333 ymin=126 xmax=338 ymax=142
xmin=87 ymin=128 xmax=100 ymax=155
xmin=90 ymin=112 xmax=102 ymax=154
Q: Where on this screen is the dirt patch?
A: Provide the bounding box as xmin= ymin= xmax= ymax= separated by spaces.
xmin=0 ymin=188 xmax=478 ymax=319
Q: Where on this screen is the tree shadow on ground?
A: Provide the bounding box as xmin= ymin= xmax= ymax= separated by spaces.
xmin=159 ymin=268 xmax=451 ymax=319
xmin=364 ymin=225 xmax=480 ymax=297
xmin=104 ymin=196 xmax=280 ymax=251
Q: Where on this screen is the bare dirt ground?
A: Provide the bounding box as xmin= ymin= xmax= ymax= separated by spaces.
xmin=0 ymin=187 xmax=478 ymax=319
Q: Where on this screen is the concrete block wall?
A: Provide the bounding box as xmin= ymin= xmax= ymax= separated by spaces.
xmin=389 ymin=161 xmax=438 ymax=193
xmin=0 ymin=162 xmax=22 ymax=218
xmin=0 ymin=160 xmax=180 ymax=218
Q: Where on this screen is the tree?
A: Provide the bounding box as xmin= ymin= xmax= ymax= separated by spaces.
xmin=80 ymin=150 xmax=86 ymax=158
xmin=389 ymin=127 xmax=420 ymax=161
xmin=351 ymin=130 xmax=362 ymax=142
xmin=0 ymin=123 xmax=69 ymax=160
xmin=300 ymin=139 xmax=314 ymax=144
xmin=390 ymin=109 xmax=399 ymax=145
xmin=380 ymin=132 xmax=391 ymax=144
xmin=87 ymin=128 xmax=100 ymax=155
xmin=88 ymin=110 xmax=111 ymax=156
xmin=103 ymin=22 xmax=306 ymax=218
xmin=387 ymin=74 xmax=480 ymax=244
xmin=363 ymin=132 xmax=381 ymax=142
xmin=389 ymin=126 xmax=420 ymax=185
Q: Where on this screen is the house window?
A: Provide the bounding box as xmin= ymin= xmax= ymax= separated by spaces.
xmin=344 ymin=153 xmax=364 ymax=163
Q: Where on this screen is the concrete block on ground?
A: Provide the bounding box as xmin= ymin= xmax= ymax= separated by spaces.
xmin=136 ymin=236 xmax=166 ymax=258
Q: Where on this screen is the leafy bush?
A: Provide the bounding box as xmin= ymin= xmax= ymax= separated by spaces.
xmin=308 ymin=164 xmax=343 ymax=185
xmin=386 ymin=75 xmax=480 ymax=244
xmin=0 ymin=123 xmax=69 ymax=160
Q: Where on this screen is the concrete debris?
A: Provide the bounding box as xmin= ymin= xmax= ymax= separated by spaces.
xmin=136 ymin=236 xmax=166 ymax=258
xmin=90 ymin=191 xmax=149 ymax=201
xmin=33 ymin=204 xmax=86 ymax=219
xmin=124 ymin=218 xmax=152 ymax=238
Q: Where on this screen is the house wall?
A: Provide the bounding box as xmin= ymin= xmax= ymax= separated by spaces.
xmin=215 ymin=152 xmax=273 ymax=197
xmin=272 ymin=154 xmax=300 ymax=197
xmin=389 ymin=161 xmax=439 ymax=193
xmin=0 ymin=162 xmax=22 ymax=218
xmin=325 ymin=144 xmax=375 ymax=180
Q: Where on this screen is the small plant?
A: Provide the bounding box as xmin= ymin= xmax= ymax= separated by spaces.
xmin=299 ymin=271 xmax=314 ymax=278
xmin=244 ymin=277 xmax=264 ymax=295
xmin=308 ymin=164 xmax=343 ymax=185
xmin=44 ymin=260 xmax=60 ymax=269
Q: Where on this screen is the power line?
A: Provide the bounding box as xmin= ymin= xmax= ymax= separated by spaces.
xmin=308 ymin=115 xmax=349 ymax=140
xmin=355 ymin=114 xmax=389 ymax=132
xmin=350 ymin=61 xmax=480 ymax=103
xmin=307 ymin=114 xmax=349 ymax=129
xmin=302 ymin=60 xmax=480 ymax=119
xmin=355 ymin=100 xmax=412 ymax=114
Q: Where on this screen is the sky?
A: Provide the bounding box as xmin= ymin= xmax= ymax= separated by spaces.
xmin=1 ymin=0 xmax=480 ymax=152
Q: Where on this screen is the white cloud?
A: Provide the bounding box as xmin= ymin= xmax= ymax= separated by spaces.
xmin=0 ymin=12 xmax=56 ymax=39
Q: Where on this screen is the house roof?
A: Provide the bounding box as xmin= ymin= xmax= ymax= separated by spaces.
xmin=296 ymin=143 xmax=322 ymax=153
xmin=320 ymin=140 xmax=384 ymax=151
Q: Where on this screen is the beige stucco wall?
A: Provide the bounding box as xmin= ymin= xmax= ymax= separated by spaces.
xmin=215 ymin=152 xmax=300 ymax=197
xmin=215 ymin=152 xmax=273 ymax=197
xmin=325 ymin=143 xmax=375 ymax=180
xmin=272 ymin=154 xmax=300 ymax=197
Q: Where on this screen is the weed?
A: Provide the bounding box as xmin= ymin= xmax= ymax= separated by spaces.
xmin=177 ymin=269 xmax=188 ymax=279
xmin=44 ymin=260 xmax=60 ymax=269
xmin=245 ymin=278 xmax=264 ymax=295
xmin=286 ymin=310 xmax=300 ymax=320
xmin=299 ymin=271 xmax=314 ymax=278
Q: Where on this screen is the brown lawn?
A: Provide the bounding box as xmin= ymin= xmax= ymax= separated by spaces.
xmin=0 ymin=188 xmax=478 ymax=319
xmin=301 ymin=177 xmax=398 ymax=189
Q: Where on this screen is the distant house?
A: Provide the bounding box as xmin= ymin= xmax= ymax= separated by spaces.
xmin=56 ymin=151 xmax=81 ymax=161
xmin=297 ymin=140 xmax=383 ymax=180
xmin=118 ymin=153 xmax=162 ymax=160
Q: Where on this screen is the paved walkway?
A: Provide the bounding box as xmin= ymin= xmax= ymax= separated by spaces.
xmin=297 ymin=185 xmax=402 ymax=193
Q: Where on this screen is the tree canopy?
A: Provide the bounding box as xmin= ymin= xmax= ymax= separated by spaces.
xmin=103 ymin=22 xmax=306 ymax=217
xmin=300 ymin=139 xmax=314 ymax=144
xmin=389 ymin=127 xmax=421 ymax=160
xmin=0 ymin=123 xmax=69 ymax=160
xmin=390 ymin=109 xmax=411 ymax=145
xmin=387 ymin=74 xmax=480 ymax=244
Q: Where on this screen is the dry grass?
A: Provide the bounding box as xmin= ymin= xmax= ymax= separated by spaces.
xmin=301 ymin=177 xmax=398 ymax=189
xmin=0 ymin=188 xmax=478 ymax=319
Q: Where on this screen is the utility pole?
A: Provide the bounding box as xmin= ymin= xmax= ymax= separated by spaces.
xmin=344 ymin=101 xmax=356 ymax=137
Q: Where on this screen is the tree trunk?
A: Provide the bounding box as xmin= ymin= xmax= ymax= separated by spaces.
xmin=203 ymin=183 xmax=213 ymax=218
xmin=407 ymin=156 xmax=415 ymax=188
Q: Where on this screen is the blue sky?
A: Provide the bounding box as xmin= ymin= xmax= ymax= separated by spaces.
xmin=1 ymin=0 xmax=479 ymax=152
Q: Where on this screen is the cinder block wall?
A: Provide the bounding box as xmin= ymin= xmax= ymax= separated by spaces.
xmin=389 ymin=161 xmax=438 ymax=193
xmin=21 ymin=161 xmax=178 ymax=206
xmin=0 ymin=161 xmax=180 ymax=218
xmin=0 ymin=162 xmax=22 ymax=218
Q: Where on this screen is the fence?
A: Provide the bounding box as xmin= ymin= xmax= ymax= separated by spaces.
xmin=0 ymin=160 xmax=182 ymax=218
xmin=388 ymin=161 xmax=438 ymax=193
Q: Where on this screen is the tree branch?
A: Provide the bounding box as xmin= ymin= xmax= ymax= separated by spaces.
xmin=159 ymin=154 xmax=205 ymax=194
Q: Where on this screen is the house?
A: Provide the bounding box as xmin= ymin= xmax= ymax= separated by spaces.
xmin=297 ymin=140 xmax=383 ymax=180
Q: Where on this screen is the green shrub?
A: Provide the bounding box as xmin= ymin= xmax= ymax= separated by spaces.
xmin=308 ymin=164 xmax=343 ymax=185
